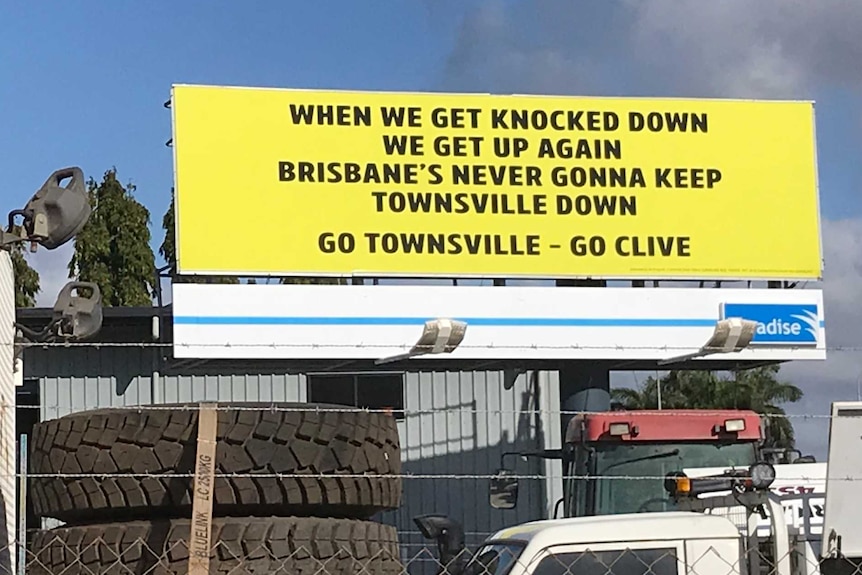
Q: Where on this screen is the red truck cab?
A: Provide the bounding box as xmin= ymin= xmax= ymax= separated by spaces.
xmin=491 ymin=409 xmax=763 ymax=518
xmin=564 ymin=410 xmax=762 ymax=516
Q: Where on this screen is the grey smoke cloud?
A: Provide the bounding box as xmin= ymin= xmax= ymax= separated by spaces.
xmin=627 ymin=0 xmax=862 ymax=98
xmin=438 ymin=1 xmax=862 ymax=459
xmin=440 ymin=1 xmax=862 ymax=98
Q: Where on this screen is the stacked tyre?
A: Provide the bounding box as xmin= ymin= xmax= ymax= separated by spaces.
xmin=27 ymin=403 xmax=404 ymax=574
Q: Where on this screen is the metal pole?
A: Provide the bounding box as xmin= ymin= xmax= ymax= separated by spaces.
xmin=657 ymin=380 xmax=663 ymax=410
xmin=17 ymin=435 xmax=25 ymax=575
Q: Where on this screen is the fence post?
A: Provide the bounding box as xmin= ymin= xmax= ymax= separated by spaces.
xmin=16 ymin=434 xmax=25 ymax=575
xmin=188 ymin=403 xmax=218 ymax=575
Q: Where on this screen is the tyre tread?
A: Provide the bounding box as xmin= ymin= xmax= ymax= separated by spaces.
xmin=28 ymin=516 xmax=403 ymax=575
xmin=31 ymin=404 xmax=401 ymax=522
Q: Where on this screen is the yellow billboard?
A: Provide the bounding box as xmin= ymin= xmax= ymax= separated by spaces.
xmin=170 ymin=84 xmax=823 ymax=280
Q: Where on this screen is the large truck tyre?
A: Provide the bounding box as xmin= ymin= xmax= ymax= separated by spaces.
xmin=28 ymin=516 xmax=403 ymax=575
xmin=30 ymin=403 xmax=402 ymax=522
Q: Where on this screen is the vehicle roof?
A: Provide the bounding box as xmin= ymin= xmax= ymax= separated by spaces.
xmin=489 ymin=512 xmax=741 ymax=548
xmin=592 ymin=409 xmax=760 ymax=417
xmin=566 ymin=409 xmax=762 ymax=442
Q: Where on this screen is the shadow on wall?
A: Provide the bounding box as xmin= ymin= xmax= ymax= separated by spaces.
xmin=376 ymin=375 xmax=552 ymax=574
xmin=0 ymin=489 xmax=10 ymax=575
xmin=23 ymin=347 xmax=159 ymax=397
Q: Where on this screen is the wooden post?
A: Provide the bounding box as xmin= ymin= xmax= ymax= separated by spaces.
xmin=188 ymin=403 xmax=218 ymax=575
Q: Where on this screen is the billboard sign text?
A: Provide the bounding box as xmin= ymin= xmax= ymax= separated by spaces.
xmin=171 ymin=85 xmax=823 ymax=280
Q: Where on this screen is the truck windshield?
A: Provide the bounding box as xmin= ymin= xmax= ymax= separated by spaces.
xmin=463 ymin=542 xmax=525 ymax=575
xmin=592 ymin=441 xmax=757 ymax=515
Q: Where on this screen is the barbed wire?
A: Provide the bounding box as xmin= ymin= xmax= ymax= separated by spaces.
xmin=14 ymin=472 xmax=838 ymax=481
xmin=5 ymin=402 xmax=860 ymax=420
xmin=8 ymin=340 xmax=859 ymax=351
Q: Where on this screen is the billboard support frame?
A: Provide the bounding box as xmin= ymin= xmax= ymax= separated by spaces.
xmin=170 ymin=269 xmax=825 ymax=283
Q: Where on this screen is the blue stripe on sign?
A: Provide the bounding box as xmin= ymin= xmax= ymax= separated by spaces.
xmin=173 ymin=316 xmax=719 ymax=328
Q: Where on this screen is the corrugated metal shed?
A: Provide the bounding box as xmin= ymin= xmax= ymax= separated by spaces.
xmin=27 ymin=346 xmax=309 ymax=418
xmin=378 ymin=369 xmax=551 ymax=555
xmin=23 ymin=344 xmax=553 ymax=556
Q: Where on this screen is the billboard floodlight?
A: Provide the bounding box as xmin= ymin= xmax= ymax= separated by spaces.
xmin=1 ymin=167 xmax=91 ymax=252
xmin=375 ymin=318 xmax=467 ymax=365
xmin=15 ymin=282 xmax=103 ymax=343
xmin=658 ymin=317 xmax=758 ymax=366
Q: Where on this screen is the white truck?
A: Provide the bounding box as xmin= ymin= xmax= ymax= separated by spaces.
xmin=415 ymin=401 xmax=861 ymax=575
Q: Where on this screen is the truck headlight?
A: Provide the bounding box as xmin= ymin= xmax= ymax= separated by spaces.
xmin=724 ymin=418 xmax=746 ymax=432
xmin=608 ymin=422 xmax=631 ymax=436
xmin=749 ymin=462 xmax=776 ymax=489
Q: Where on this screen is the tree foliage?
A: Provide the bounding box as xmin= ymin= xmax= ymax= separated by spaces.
xmin=68 ymin=169 xmax=156 ymax=307
xmin=611 ymin=366 xmax=803 ymax=449
xmin=279 ymin=277 xmax=346 ymax=285
xmin=159 ymin=192 xmax=238 ymax=284
xmin=10 ymin=229 xmax=39 ymax=307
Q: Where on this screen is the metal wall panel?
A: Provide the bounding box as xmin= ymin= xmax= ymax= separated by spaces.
xmin=24 ymin=348 xmax=307 ymax=419
xmin=377 ymin=369 xmax=550 ymax=566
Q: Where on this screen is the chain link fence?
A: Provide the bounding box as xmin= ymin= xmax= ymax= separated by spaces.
xmin=7 ymin=340 xmax=861 ymax=575
xmin=6 ymin=532 xmax=862 ymax=575
xmin=9 ymin=401 xmax=855 ymax=575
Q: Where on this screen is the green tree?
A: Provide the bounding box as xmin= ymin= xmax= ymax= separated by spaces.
xmin=159 ymin=192 xmax=238 ymax=284
xmin=611 ymin=366 xmax=803 ymax=449
xmin=68 ymin=169 xmax=156 ymax=306
xmin=279 ymin=276 xmax=346 ymax=285
xmin=9 ymin=230 xmax=39 ymax=307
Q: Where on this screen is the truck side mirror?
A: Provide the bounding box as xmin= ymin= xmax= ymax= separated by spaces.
xmin=17 ymin=167 xmax=90 ymax=250
xmin=413 ymin=515 xmax=467 ymax=575
xmin=490 ymin=469 xmax=519 ymax=509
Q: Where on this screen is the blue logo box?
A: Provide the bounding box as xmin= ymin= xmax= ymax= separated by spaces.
xmin=721 ymin=303 xmax=819 ymax=346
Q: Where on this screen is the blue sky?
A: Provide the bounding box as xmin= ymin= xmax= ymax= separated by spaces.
xmin=3 ymin=1 xmax=861 ymax=251
xmin=1 ymin=1 xmax=475 ymax=263
xmin=4 ymin=2 xmax=862 ymax=457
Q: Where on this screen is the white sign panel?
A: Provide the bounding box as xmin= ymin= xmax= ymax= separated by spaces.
xmin=172 ymin=284 xmax=826 ymax=361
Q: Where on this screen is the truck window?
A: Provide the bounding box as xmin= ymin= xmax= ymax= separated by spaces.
xmin=594 ymin=442 xmax=757 ymax=514
xmin=463 ymin=542 xmax=525 ymax=575
xmin=532 ymin=547 xmax=678 ymax=575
